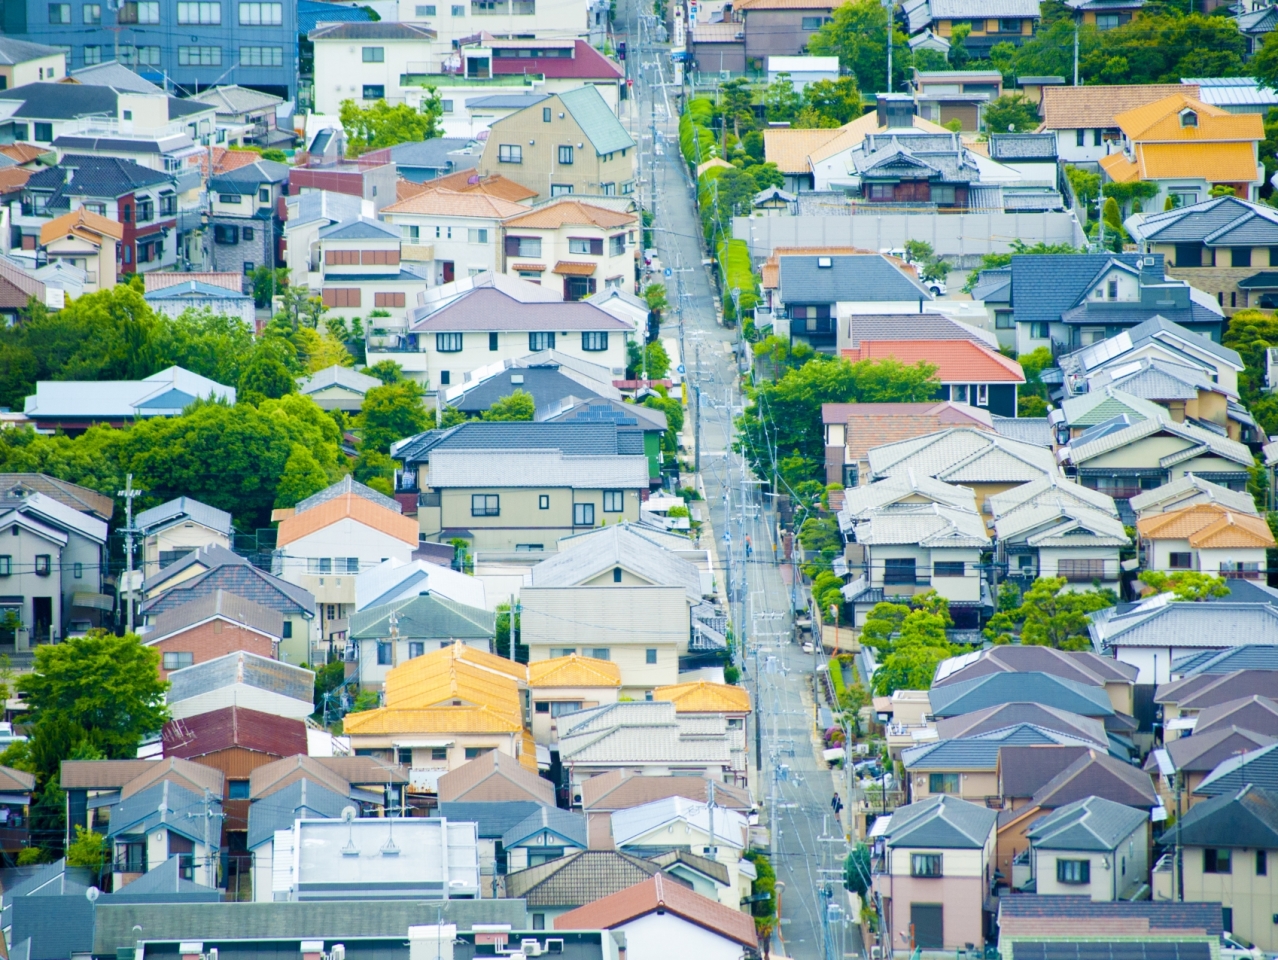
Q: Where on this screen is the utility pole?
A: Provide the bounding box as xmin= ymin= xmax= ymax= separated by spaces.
xmin=883 ymin=0 xmax=894 ymax=93
xmin=117 ymin=473 xmax=141 ymax=635
xmin=1073 ymin=21 xmax=1080 ymax=86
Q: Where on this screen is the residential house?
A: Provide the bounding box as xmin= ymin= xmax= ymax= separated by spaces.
xmin=355 ymin=557 xmax=488 ymax=612
xmin=1144 ymin=726 xmax=1274 ymax=812
xmin=143 ymin=280 xmax=254 ymax=325
xmin=165 ymin=650 xmax=313 ymax=722
xmin=1100 ymin=94 xmax=1264 ymax=207
xmin=528 ymin=655 xmax=622 ymax=746
xmin=477 ymin=87 xmax=636 ymax=202
xmin=440 ymin=353 xmax=619 ymax=418
xmin=992 ymin=489 xmax=1129 ymax=593
xmin=188 ymin=86 xmax=287 ymax=149
xmin=350 ymin=592 xmax=497 ymax=690
xmin=539 ymin=397 xmax=667 ymax=488
xmin=934 ymin=704 xmax=1109 ymax=747
xmin=1091 ymin=596 xmax=1278 ymax=684
xmin=18 ymin=154 xmax=178 ymax=272
xmin=1195 ymin=742 xmax=1278 ymax=798
xmin=138 ymin=547 xmax=316 ymax=666
xmin=288 ymin=155 xmax=398 ymax=216
xmin=362 ymin=138 xmax=480 ymax=183
xmin=453 ymin=37 xmax=625 ymax=115
xmin=0 ymin=488 xmax=109 ymax=646
xmin=246 ymin=777 xmax=351 ymax=902
xmin=865 ymin=427 xmax=1059 ymax=515
xmin=0 ymin=38 xmax=63 ymax=88
xmin=904 ymin=0 xmax=1038 ymax=55
xmin=248 ymin=753 xmax=409 ymax=809
xmin=872 ymin=795 xmax=999 ymax=954
xmin=581 ymin=771 xmax=752 ymax=853
xmin=1173 ymin=642 xmax=1278 ymax=678
xmin=521 ymin=525 xmax=708 ymax=695
xmin=909 ymin=70 xmax=1004 ymax=131
xmin=267 ymin=816 xmax=480 ymax=901
xmin=1059 ymin=374 xmax=1252 ymax=446
xmin=1040 ymin=83 xmax=1199 ymax=165
xmin=59 ymin=756 xmax=221 ymax=847
xmin=557 ymin=702 xmax=736 ymax=806
xmin=434 ymin=800 xmax=554 ymax=891
xmin=1023 ymin=796 xmax=1149 ymax=899
xmin=273 ymin=477 xmax=420 ymax=651
xmin=296 ymin=365 xmax=383 ymax=413
xmin=504 ymin=850 xmax=667 ymax=928
xmin=1125 ymin=196 xmax=1278 ymax=314
xmin=0 ymin=256 xmax=45 ymax=324
xmin=208 ymin=159 xmax=289 ymax=279
xmin=992 ymin=744 xmax=1093 ymax=879
xmin=1153 ymin=784 xmax=1278 ymax=949
xmin=1130 ymin=474 xmax=1258 ymax=518
xmin=554 ymin=873 xmax=759 ymax=960
xmin=822 ymin=401 xmax=992 ymax=486
xmin=932 ymin=645 xmax=1138 ymax=716
xmin=836 ymin=469 xmax=980 ymax=535
xmin=841 ymin=503 xmax=990 ymax=628
xmin=308 ymin=22 xmax=442 ymax=115
xmin=23 ymin=366 xmax=235 ymax=434
xmin=1005 ymin=253 xmax=1224 ymax=356
xmin=1137 ymin=503 xmax=1275 ymax=581
xmin=928 ymin=672 xmax=1133 ymax=735
xmin=312 ymin=217 xmax=429 ymax=326
xmin=437 ymin=750 xmax=555 ymax=805
xmin=141 ymin=591 xmax=283 ymax=678
xmin=1192 ymin=696 xmax=1278 ymax=739
xmin=1155 ymin=670 xmax=1278 ymax=738
xmin=501 ymin=805 xmax=589 ymax=872
xmin=1064 ymin=0 xmax=1144 ymax=29
xmin=654 ymin=682 xmax=750 ymax=785
xmin=135 ymin=497 xmax=233 ymax=577
xmin=997 ymin=896 xmax=1223 ymax=955
xmin=0 ymin=474 xmax=112 ymax=521
xmin=281 ymin=190 xmax=367 ymax=287
xmin=106 ymin=778 xmax=221 ymax=890
xmin=37 ymin=207 xmax=120 ymax=292
xmin=500 ymin=199 xmax=636 ymax=296
xmin=0 ymin=765 xmax=33 ymax=854
xmin=394 ymin=273 xmax=631 ymax=389
xmin=986 ymin=132 xmax=1060 ymax=181
xmin=839 ymin=339 xmax=1024 ymax=418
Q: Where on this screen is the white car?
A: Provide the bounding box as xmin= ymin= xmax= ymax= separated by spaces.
xmin=925 ymin=277 xmax=947 ymax=297
xmin=1220 ymin=935 xmax=1262 ymax=960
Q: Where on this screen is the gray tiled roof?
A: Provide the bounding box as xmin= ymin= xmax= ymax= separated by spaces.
xmin=541 ymin=395 xmax=666 ymax=432
xmin=1122 ymin=315 xmax=1242 ymax=368
xmin=992 ymin=416 xmax=1052 ymax=446
xmin=903 ymin=724 xmax=1099 ymax=771
xmin=929 ymin=672 xmax=1116 ymax=719
xmin=1169 ymin=784 xmax=1278 ymax=849
xmin=1031 ymin=749 xmax=1159 ymax=809
xmin=427 ymin=449 xmax=650 ymax=490
xmin=837 ymin=472 xmax=977 ymax=528
xmin=349 ymin=593 xmax=495 ymax=641
xmin=451 ymin=368 xmax=608 ymax=415
xmin=1091 ymin=600 xmax=1278 ymax=652
xmin=929 ymin=0 xmax=1040 ymax=13
xmin=501 ymin=805 xmax=588 ymax=848
xmin=501 ymin=850 xmax=662 ymax=907
xmin=988 ymin=474 xmax=1118 ymax=519
xmin=987 ymin=133 xmax=1058 ymax=160
xmin=846 ymin=313 xmax=995 ymax=346
xmin=1010 ymin=253 xmax=1154 ymax=326
xmin=110 ymin=854 xmax=220 ymax=899
xmin=295 ymin=475 xmax=401 ymax=514
xmin=934 ymin=645 xmax=1137 ymax=688
xmin=558 ymin=86 xmax=636 ymax=156
xmin=882 ymin=794 xmax=999 ymax=848
xmin=1196 ymin=742 xmax=1278 ymax=796
xmin=528 ymin=524 xmax=702 ymax=601
xmin=209 ymin=160 xmax=289 ymax=193
xmin=1173 ymin=643 xmax=1278 ymax=676
xmin=1026 ymin=795 xmax=1148 ymax=851
xmin=246 ymin=778 xmax=350 ymax=850
xmin=437 ymin=801 xmax=548 ymax=838
xmin=142 ymin=542 xmax=245 ymax=591
xmin=971 ymin=268 xmax=1011 ymax=303
xmin=777 ymin=254 xmax=932 ymax=305
xmin=1127 ymin=474 xmax=1257 ymax=515
xmin=1063 ymin=412 xmax=1253 ymax=467
xmin=0 ymin=37 xmax=64 ymax=63
xmin=999 ymin=745 xmax=1094 ymax=799
xmin=935 ymin=704 xmax=1107 ymax=746
xmin=407 ymin=287 xmax=630 ymax=333
xmin=318 ymin=216 xmax=400 ymax=241
xmin=297 ymin=365 xmax=382 ymax=396
xmin=392 ymin=421 xmax=625 ymax=465
xmin=307 ymin=21 xmax=436 ymax=40
xmin=852 ymin=503 xmax=989 ymax=548
xmin=146 ymin=590 xmax=284 ymax=643
xmin=993 ymin=500 xmax=1128 ymax=547
xmin=135 ymin=496 xmax=233 ymax=537
xmin=140 ymin=563 xmax=315 ymax=618
xmin=1126 ymin=196 xmax=1278 ymax=247
xmin=106 ymin=779 xmax=222 ymax=844
xmin=1147 ymin=725 xmax=1276 ymax=774
xmin=996 ymin=895 xmax=1223 ymax=934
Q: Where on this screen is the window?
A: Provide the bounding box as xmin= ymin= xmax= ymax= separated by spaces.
xmin=1076 ymin=129 xmax=1086 ymax=147
xmin=999 ymin=17 xmax=1020 ymax=30
xmin=581 ymin=331 xmax=608 ymax=351
xmin=506 ymin=235 xmax=541 ymax=258
xmin=160 ymin=193 xmax=176 ymax=216
xmin=800 ymin=15 xmax=823 ymax=28
xmin=240 ymin=45 xmax=283 ymax=65
xmin=930 ymin=184 xmax=956 ymax=206
xmin=177 ymin=1 xmax=220 ymax=21
xmin=363 ymin=85 xmax=385 ymax=100
xmin=163 ymin=652 xmax=194 ymax=671
xmin=471 ymin=494 xmax=500 ymax=516
xmin=48 ymin=3 xmax=69 ymax=21
xmin=32 ymin=123 xmax=52 ymax=143
xmin=376 ymin=642 xmax=392 ymax=665
xmin=83 ymin=2 xmax=100 ymax=20
xmin=1181 ymin=109 xmax=1198 ymax=128
xmin=1222 ymin=908 xmax=1233 ymax=934
xmin=1231 ymin=246 xmax=1253 ymax=268
xmin=431 ymin=746 xmax=448 ymax=760
xmin=550 ymin=700 xmax=583 ymax=717
xmin=550 ymin=184 xmax=573 ymax=197
xmin=1030 ymin=322 xmax=1050 ymax=339
xmin=609 ymin=234 xmax=626 ymax=256
xmin=1057 ymin=558 xmax=1105 ymax=581
xmin=219 ymin=193 xmax=243 ymax=205
xmin=228 ymin=779 xmax=250 ymax=800
xmin=1204 ymin=849 xmax=1232 ymax=874
xmin=558 ymin=145 xmax=574 ymax=165
xmin=1095 ymin=12 xmax=1119 ymax=28
xmin=73 ymin=562 xmax=82 ymax=579
xmin=933 ymin=561 xmax=964 ymax=577
xmin=539 ymin=494 xmax=550 ymax=510
xmin=911 ymin=853 xmax=943 ymax=877
xmin=498 ymin=144 xmax=523 ymax=164
xmin=1169 ymin=552 xmax=1193 ymax=569
xmin=927 ymin=773 xmax=958 ymax=794
xmin=34 ymin=555 xmax=50 ymax=577
xmin=416 ymin=3 xmax=435 ymax=11
xmin=884 ymin=557 xmax=917 ymax=585
xmin=1258 ymin=850 xmax=1268 ymax=876
xmin=574 ymin=502 xmax=595 ymax=526
xmin=1056 ymin=859 xmax=1091 ymax=884
xmin=586 ymin=648 xmax=609 ymax=660
xmin=464 ymin=747 xmax=492 ymax=760
xmin=550 ymin=648 xmax=577 ymax=657
xmin=569 ymin=237 xmax=603 ymax=256
xmin=436 ymin=332 xmax=463 ymax=352
xmin=439 ymin=371 xmax=450 ymax=385
xmin=362 ymin=46 xmax=385 ymax=62
xmin=451 ymin=4 xmax=463 ymax=12
xmin=179 ymin=46 xmax=222 ymax=66
xmin=1106 ymin=278 xmax=1119 ymax=300
xmin=214 ymin=225 xmax=240 ymax=244
xmin=602 ymin=490 xmax=624 ymax=512
xmin=136 ymin=198 xmax=153 ymax=222
xmin=646 ymin=648 xmax=657 ymax=664
xmin=868 ymin=183 xmax=893 ymax=200
xmin=238 ymin=1 xmax=281 ymax=22
xmin=83 ymin=45 xmax=102 ymax=64
xmin=282 ymin=621 xmax=292 ymax=638
xmin=308 ymin=557 xmax=334 ymax=575
xmin=995 ymin=311 xmax=1014 ymax=330
xmin=528 ymin=331 xmax=555 ymax=351
xmin=118 ymin=0 xmax=158 ymax=20
xmin=975 ymin=384 xmax=989 ymax=407
xmin=401 ymin=225 xmax=420 ymax=242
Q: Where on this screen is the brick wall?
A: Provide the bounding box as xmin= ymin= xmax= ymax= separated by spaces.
xmin=1166 ymin=265 xmax=1263 ymax=316
xmin=155 ymin=619 xmax=277 ymax=679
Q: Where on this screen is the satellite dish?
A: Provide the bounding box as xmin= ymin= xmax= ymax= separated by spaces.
xmin=86 ymin=886 xmax=100 ymax=903
xmin=341 ymin=806 xmax=357 ymax=823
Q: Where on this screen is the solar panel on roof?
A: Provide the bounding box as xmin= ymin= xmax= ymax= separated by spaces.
xmin=1012 ymin=944 xmax=1211 ymax=960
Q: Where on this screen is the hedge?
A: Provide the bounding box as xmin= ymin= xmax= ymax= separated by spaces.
xmin=679 ymin=99 xmax=716 ymax=167
xmin=715 ymin=237 xmax=760 ymax=323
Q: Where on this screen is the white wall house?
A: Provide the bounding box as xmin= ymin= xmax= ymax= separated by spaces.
xmin=308 ymin=23 xmax=443 ymax=116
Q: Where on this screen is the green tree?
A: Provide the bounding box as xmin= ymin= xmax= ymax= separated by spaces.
xmin=982 ymin=93 xmax=1040 ymax=133
xmin=719 ymin=78 xmax=756 ymax=142
xmin=482 ymin=389 xmax=536 ymax=421
xmin=250 ymin=266 xmax=289 ymax=309
xmin=763 ymin=73 xmax=803 ymax=122
xmin=807 ymin=0 xmax=907 ymax=93
xmin=365 ymin=359 xmax=404 ymax=384
xmin=360 ymin=380 xmax=430 ymax=455
xmin=274 ymin=444 xmax=331 ymax=508
xmin=1065 ymin=165 xmax=1102 ymax=209
xmin=984 ymin=577 xmax=1117 ymax=650
xmin=19 ymin=631 xmax=168 ymax=760
xmin=845 ymin=843 xmax=872 ymax=897
xmin=802 ymin=76 xmax=862 ymax=125
xmin=239 ymin=353 xmax=296 ymax=401
xmin=948 ymin=22 xmax=971 ymax=68
xmin=1138 ymin=570 xmax=1231 ymax=601
xmin=340 ymin=93 xmax=444 ymax=155
xmin=65 ymin=826 xmax=108 ymax=875
xmin=643 ymin=283 xmax=669 ymax=317
xmin=627 ymin=339 xmax=671 ymax=380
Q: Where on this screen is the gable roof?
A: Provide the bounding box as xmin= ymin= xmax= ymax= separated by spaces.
xmin=581 ymin=770 xmax=752 ymax=811
xmin=297 ymin=365 xmax=382 ymax=397
xmin=935 ymin=704 xmax=1107 ymax=746
xmin=553 ymin=873 xmax=757 ymax=947
xmin=1113 ymin=93 xmax=1262 ymax=143
xmin=1032 ymin=749 xmax=1159 ymax=809
xmin=504 ymin=850 xmax=663 ymax=907
xmin=993 ymin=500 xmax=1130 ymax=548
xmin=308 ymin=21 xmax=436 ymax=40
xmin=245 ymin=778 xmax=351 ymax=851
xmin=502 ymin=805 xmax=588 ymax=848
xmin=987 ymin=474 xmax=1120 ymax=519
xmin=1129 ymin=473 xmax=1259 ymax=516
xmin=140 ymin=557 xmax=315 ymax=618
xmin=1092 ymin=599 xmax=1278 ymax=652
xmin=503 ymin=198 xmax=635 ymax=229
xmin=653 ymin=681 xmax=751 ymax=713
xmin=135 ymin=496 xmax=232 ymax=537
xmin=998 ymin=745 xmax=1095 ymax=799
xmin=527 ymin=524 xmax=702 ymax=601
xmin=866 ymin=427 xmax=1057 ymax=484
xmin=381 ymin=187 xmax=529 ymax=219
xmin=1156 ymin=671 xmax=1278 ymax=712
xmin=1171 ymin=784 xmax=1278 ymax=851
xmin=1146 ymin=725 xmax=1276 ymax=775
xmin=1064 ymin=413 xmax=1254 ymax=468
xmin=107 ymin=780 xmax=223 ymax=845
xmin=836 ymin=471 xmax=978 ymax=528
xmin=929 ymin=671 xmax=1116 ymax=719
xmin=555 ymin=87 xmax=636 ymax=156
xmin=883 ymin=794 xmax=998 ymax=848
xmin=840 ymin=339 xmax=1024 ymax=383
xmin=276 ymin=492 xmax=418 ymax=548
xmin=778 ymin=253 xmax=932 ymax=303
xmin=145 ymin=589 xmax=283 ymax=645
xmin=528 ymin=654 xmax=621 ymax=688
xmin=1174 ymin=643 xmax=1278 ymax=676
xmin=1041 ymin=84 xmax=1200 ymax=130
xmin=39 ymin=207 xmax=124 ymax=246
xmin=934 ymin=646 xmax=1137 ymax=689
xmin=348 ymin=592 xmax=495 ymax=642
xmin=161 ymin=706 xmax=308 ymax=761
xmin=436 ymin=749 xmax=555 ymax=804
xmin=1026 ymin=795 xmax=1148 ymax=851
xmin=904 ymin=724 xmax=1101 ymax=772
xmin=1197 ymin=741 xmax=1278 ymax=796
xmin=850 ymin=502 xmax=990 ymax=548
xmin=249 ymin=754 xmax=361 ymax=801
xmin=1136 ymin=503 xmax=1274 ymax=548
xmin=0 ymin=474 xmax=112 ymax=520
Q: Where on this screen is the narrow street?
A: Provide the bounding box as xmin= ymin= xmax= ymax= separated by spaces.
xmin=614 ymin=12 xmax=865 ymax=956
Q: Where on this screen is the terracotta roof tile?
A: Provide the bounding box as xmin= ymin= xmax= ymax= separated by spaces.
xmin=341 ymin=703 xmax=525 ymax=734
xmin=528 ymin=654 xmax=622 ymax=688
xmin=1041 ymin=84 xmax=1198 ymax=130
xmin=0 ymin=143 xmax=48 ymax=165
xmin=554 ymin=873 xmax=757 ymax=947
xmin=275 ymin=492 xmax=419 ymax=547
xmin=145 ymin=272 xmax=243 ymax=293
xmin=396 ymin=178 xmax=432 ymax=202
xmin=0 ymin=167 xmax=30 ymax=193
xmin=381 ymin=187 xmax=529 ymax=219
xmin=653 ymin=680 xmax=750 ymax=713
xmin=581 ymin=769 xmax=753 ymax=811
xmin=437 ymin=747 xmax=556 ymax=803
xmin=503 ymin=199 xmax=636 ymax=229
xmin=840 ymin=339 xmax=1025 ymax=383
xmin=764 ymin=127 xmax=843 ymax=173
xmin=1137 ymin=503 xmax=1275 ymax=548
xmin=427 ymin=169 xmax=538 ymax=202
xmin=39 ymin=206 xmax=123 ymax=245
xmin=194 ymin=146 xmax=267 ymax=178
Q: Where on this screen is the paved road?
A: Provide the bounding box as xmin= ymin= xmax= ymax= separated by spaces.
xmin=611 ymin=18 xmax=863 ymax=957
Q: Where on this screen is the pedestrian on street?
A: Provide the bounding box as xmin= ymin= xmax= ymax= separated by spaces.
xmin=831 ymin=792 xmax=843 ymax=816
xmin=745 ymin=535 xmax=752 ymax=558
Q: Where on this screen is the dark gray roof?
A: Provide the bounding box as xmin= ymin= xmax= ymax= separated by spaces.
xmin=501 ymin=806 xmax=588 ymax=848
xmin=1175 ymin=642 xmax=1278 ymax=676
xmin=1193 ymin=695 xmax=1278 ymax=738
xmin=503 ymin=851 xmax=662 ymax=908
xmin=988 ymin=133 xmax=1058 ymax=160
xmin=92 ymin=900 xmax=528 ymax=952
xmin=146 ymin=589 xmax=284 ymax=643
xmin=850 ymin=132 xmax=982 ymax=185
xmin=541 ymin=395 xmax=666 ymax=432
xmin=450 ymin=366 xmax=607 ymax=415
xmin=1166 ymin=784 xmax=1278 ymax=850
xmin=1009 ymin=253 xmax=1155 ymax=325
xmin=142 ymin=542 xmax=246 ymax=591
xmin=1123 ymin=315 xmax=1241 ymax=368
xmin=135 ymin=496 xmax=233 ymax=537
xmin=392 ymin=421 xmax=625 ymax=466
xmin=1031 ymin=749 xmax=1159 ymax=810
xmin=1025 ymin=795 xmax=1148 ymax=851
xmin=1058 ymin=299 xmax=1222 ymax=332
xmin=247 ymin=778 xmax=351 ymax=850
xmin=971 ymin=268 xmax=1012 ymax=304
xmin=0 ymin=37 xmax=63 ymax=64
xmin=778 ymin=254 xmax=932 ymax=305
xmin=436 ymin=801 xmax=548 ymax=838
xmin=209 ymin=160 xmax=290 ymax=193
xmin=307 ymin=21 xmax=436 ymax=40
xmin=0 ymin=82 xmax=206 ymax=123
xmin=1196 ymin=742 xmax=1278 ymax=797
xmin=997 ymin=895 xmax=1222 ymax=935
xmin=935 ymin=646 xmax=1138 ymax=689
xmin=407 ymin=287 xmax=629 ymax=333
xmin=1145 ymin=726 xmax=1275 ymax=775
xmin=388 ymin=137 xmax=480 ymax=168
xmin=934 ymin=703 xmax=1106 ymax=746
xmin=25 ymin=155 xmax=172 ymax=207
xmin=999 ymin=745 xmax=1094 ymax=799
xmin=846 ymin=313 xmax=989 ymax=343
xmin=318 ymin=217 xmax=400 ymax=241
xmin=140 ymin=562 xmax=315 ymax=619
xmin=883 ymin=795 xmax=998 ymax=848
xmin=904 ymin=724 xmax=1097 ymax=771
xmin=348 ymin=593 xmax=495 ymax=642
xmin=111 ymin=856 xmax=220 ymax=899
xmin=929 ymin=672 xmax=1116 ymax=719
xmin=1128 ymin=196 xmax=1278 ymax=247
xmin=106 ymin=780 xmax=222 ymax=844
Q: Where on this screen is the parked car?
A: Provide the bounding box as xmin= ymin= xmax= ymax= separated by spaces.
xmin=1220 ymin=935 xmax=1262 ymax=960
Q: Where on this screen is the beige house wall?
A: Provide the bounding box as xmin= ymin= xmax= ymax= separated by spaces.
xmin=1160 ymin=844 xmax=1278 ymax=949
xmin=421 ymin=486 xmax=642 ymax=552
xmin=906 ymin=769 xmax=999 ymax=804
xmin=1031 ymin=821 xmax=1148 ymax=901
xmin=141 ymin=523 xmax=230 ymax=579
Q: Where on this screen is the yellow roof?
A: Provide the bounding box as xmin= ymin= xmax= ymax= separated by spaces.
xmin=419 ymin=641 xmax=529 ymax=683
xmin=343 ymin=704 xmax=524 ymax=735
xmin=653 ymin=680 xmax=751 ymax=713
xmin=696 ymin=157 xmax=735 ymax=177
xmin=764 ymin=127 xmax=843 ymax=174
xmin=520 ymin=729 xmax=539 ymax=772
xmin=1137 ymin=503 xmax=1274 ymax=548
xmin=384 ymin=659 xmax=523 ymax=721
xmin=1113 ymin=94 xmax=1263 ymax=143
xmin=40 ymin=207 xmax=124 ymax=246
xmin=528 ymin=654 xmax=622 ymax=688
xmin=1134 ymin=143 xmax=1261 ymax=185
xmin=1098 ymin=152 xmax=1140 ymax=184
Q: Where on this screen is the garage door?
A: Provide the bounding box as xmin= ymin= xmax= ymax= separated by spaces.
xmin=911 ymin=902 xmax=943 ymax=950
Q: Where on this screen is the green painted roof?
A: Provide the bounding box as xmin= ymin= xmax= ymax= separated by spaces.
xmin=1060 ymin=387 xmax=1167 ymax=428
xmin=559 ymin=86 xmax=636 ymax=156
xmin=349 ymin=592 xmax=495 ymax=641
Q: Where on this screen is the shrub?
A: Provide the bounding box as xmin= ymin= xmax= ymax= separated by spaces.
xmin=715 ymin=238 xmax=760 ymax=323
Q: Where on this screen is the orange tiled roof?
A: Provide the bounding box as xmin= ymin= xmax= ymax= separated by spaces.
xmin=1113 ymin=94 xmax=1262 ymax=142
xmin=381 ymin=187 xmax=528 ymax=219
xmin=397 ymin=178 xmax=433 ymax=202
xmin=144 ymin=272 xmax=243 ymax=293
xmin=193 ymin=146 xmax=267 ymax=177
xmin=342 ymin=704 xmax=524 ymax=735
xmin=764 ymin=127 xmax=844 ymax=174
xmin=553 ymin=261 xmax=597 ymax=276
xmin=275 ymin=492 xmax=418 ymax=547
xmin=840 ymin=339 xmax=1025 ymax=383
xmin=1098 ymin=152 xmax=1141 ymax=184
xmin=520 ymin=728 xmax=538 ymax=772
xmin=1041 ymin=84 xmax=1199 ymax=131
xmin=428 ymin=169 xmax=538 ymax=202
xmin=0 ymin=143 xmax=49 ymax=165
xmin=1134 ymin=143 xmax=1261 ymax=184
xmin=39 ymin=207 xmax=124 ymax=246
xmin=0 ymin=167 xmax=31 ymax=193
xmin=384 ymin=658 xmax=523 ymax=719
xmin=1136 ymin=502 xmax=1275 ymax=548
xmin=528 ymin=654 xmax=622 ymax=688
xmin=554 ymin=874 xmax=758 ymax=947
xmin=653 ymin=680 xmax=750 ymax=713
xmin=423 ymin=639 xmax=529 ymax=683
xmin=502 ymin=198 xmax=636 ymax=229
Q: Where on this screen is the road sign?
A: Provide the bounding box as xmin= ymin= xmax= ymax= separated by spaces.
xmin=677 ymin=364 xmax=685 ymax=374
xmin=664 ymin=267 xmax=672 ymax=277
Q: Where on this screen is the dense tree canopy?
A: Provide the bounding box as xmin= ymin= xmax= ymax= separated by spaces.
xmin=985 ymin=578 xmax=1117 ymax=649
xmin=339 ymin=92 xmax=444 ymax=155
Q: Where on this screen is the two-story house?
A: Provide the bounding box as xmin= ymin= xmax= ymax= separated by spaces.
xmin=0 ymin=37 xmax=65 ymax=88
xmin=1040 ymin=84 xmax=1193 ymax=166
xmin=208 ymin=158 xmax=289 ymax=280
xmin=379 ymin=188 xmax=527 ymax=287
xmin=134 ymin=496 xmax=233 ymax=579
xmin=1136 ymin=502 xmax=1275 ymax=581
xmin=1025 ymin=795 xmax=1149 ymax=900
xmin=478 ymin=87 xmax=636 ymax=201
xmin=904 ymin=0 xmax=1039 ymax=55
xmin=37 ymin=207 xmax=121 ymax=293
xmin=873 ymin=795 xmax=999 ymax=954
xmin=500 ymin=199 xmax=637 ymax=297
xmin=313 ymin=217 xmax=430 ymax=328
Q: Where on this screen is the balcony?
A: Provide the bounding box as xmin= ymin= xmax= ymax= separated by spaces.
xmin=400 ymin=71 xmax=543 ymax=88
